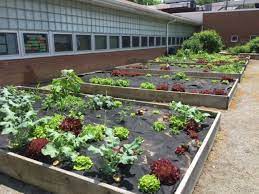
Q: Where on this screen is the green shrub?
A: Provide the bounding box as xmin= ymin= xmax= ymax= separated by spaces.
xmin=248 ymin=37 xmax=259 ymax=53
xmin=138 ymin=174 xmax=160 ymax=193
xmin=182 ymin=30 xmax=223 ymax=53
xmin=228 ymin=45 xmax=250 ymax=55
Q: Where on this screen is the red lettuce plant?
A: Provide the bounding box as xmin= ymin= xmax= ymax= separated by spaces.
xmin=150 ymin=159 xmax=180 ymax=185
xmin=187 ymin=129 xmax=199 ymax=139
xmin=175 ymin=145 xmax=188 ymax=155
xmin=213 ymin=89 xmax=226 ymax=95
xmin=185 ymin=119 xmax=200 ymax=132
xmin=160 ymin=65 xmax=170 ymax=71
xmin=111 ymin=70 xmax=144 ymax=77
xmin=156 ymin=83 xmax=169 ymax=91
xmin=60 ymin=118 xmax=82 ymax=136
xmin=196 ymin=59 xmax=208 ymax=64
xmin=221 ymin=76 xmax=234 ymax=82
xmin=25 ymin=138 xmax=49 ymax=159
xmin=171 ymin=83 xmax=185 ymax=92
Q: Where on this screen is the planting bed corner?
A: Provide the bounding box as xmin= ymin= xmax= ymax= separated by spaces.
xmin=81 ymin=71 xmax=239 ymax=109
xmin=0 ymin=87 xmax=221 ymax=194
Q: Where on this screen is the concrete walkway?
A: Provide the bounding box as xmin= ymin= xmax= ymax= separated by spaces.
xmin=0 ymin=60 xmax=258 ymax=194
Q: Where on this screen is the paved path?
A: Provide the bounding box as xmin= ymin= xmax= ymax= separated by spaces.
xmin=194 ymin=59 xmax=259 ymax=194
xmin=0 ymin=60 xmax=258 ymax=194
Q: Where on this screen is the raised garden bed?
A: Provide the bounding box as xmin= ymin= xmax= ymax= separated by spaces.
xmin=0 ymin=77 xmax=221 ymax=194
xmin=80 ymin=71 xmax=239 ymax=109
xmin=115 ymin=58 xmax=249 ymax=82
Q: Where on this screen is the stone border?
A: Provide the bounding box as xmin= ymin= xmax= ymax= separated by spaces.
xmin=0 ymin=89 xmax=221 ymax=194
xmin=80 ymin=75 xmax=239 ymax=109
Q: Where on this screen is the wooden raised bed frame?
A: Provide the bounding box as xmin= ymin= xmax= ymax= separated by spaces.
xmin=80 ymin=73 xmax=239 ymax=109
xmin=0 ymin=92 xmax=221 ymax=194
xmin=115 ymin=59 xmax=250 ymax=82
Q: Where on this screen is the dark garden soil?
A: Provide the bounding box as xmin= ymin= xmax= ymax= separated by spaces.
xmin=0 ymin=94 xmax=216 ymax=194
xmin=82 ymin=72 xmax=234 ymax=95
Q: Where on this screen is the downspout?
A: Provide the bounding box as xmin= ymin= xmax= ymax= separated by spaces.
xmin=166 ymin=19 xmax=177 ymax=55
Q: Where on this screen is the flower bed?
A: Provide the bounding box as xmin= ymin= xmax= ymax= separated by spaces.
xmin=80 ymin=70 xmax=238 ymax=109
xmin=0 ymin=72 xmax=220 ymax=194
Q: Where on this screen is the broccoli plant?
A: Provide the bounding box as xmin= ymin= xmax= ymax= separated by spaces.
xmin=138 ymin=174 xmax=160 ymax=193
xmin=86 ymin=95 xmax=122 ymax=110
xmin=88 ymin=128 xmax=143 ymax=177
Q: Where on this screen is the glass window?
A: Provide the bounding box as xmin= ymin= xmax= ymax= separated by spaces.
xmin=149 ymin=37 xmax=155 ymax=47
xmin=156 ymin=37 xmax=161 ymax=46
xmin=23 ymin=33 xmax=48 ymax=54
xmin=132 ymin=36 xmax=140 ymax=47
xmin=76 ymin=35 xmax=91 ymax=51
xmin=122 ymin=36 xmax=131 ymax=48
xmin=141 ymin=37 xmax=148 ymax=47
xmin=0 ymin=33 xmax=18 ymax=55
xmin=168 ymin=37 xmax=172 ymax=45
xmin=54 ymin=34 xmax=73 ymax=52
xmin=162 ymin=37 xmax=166 ymax=46
xmin=172 ymin=37 xmax=176 ymax=45
xmin=176 ymin=37 xmax=180 ymax=45
xmin=231 ymin=35 xmax=238 ymax=43
xmin=95 ymin=35 xmax=107 ymax=50
xmin=110 ymin=36 xmax=120 ymax=49
xmin=250 ymin=35 xmax=257 ymax=40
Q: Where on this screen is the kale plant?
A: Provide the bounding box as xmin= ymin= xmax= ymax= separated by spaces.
xmin=88 ymin=128 xmax=143 ymax=176
xmin=86 ymin=95 xmax=122 ymax=110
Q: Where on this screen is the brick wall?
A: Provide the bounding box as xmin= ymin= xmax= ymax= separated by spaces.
xmin=0 ymin=48 xmax=166 ymax=86
xmin=203 ymin=10 xmax=259 ymax=47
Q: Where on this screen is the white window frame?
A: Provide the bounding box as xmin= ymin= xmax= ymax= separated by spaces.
xmin=21 ymin=31 xmax=50 ymax=57
xmin=53 ymin=32 xmax=75 ymax=55
xmin=231 ymin=35 xmax=239 ymax=43
xmin=0 ymin=30 xmax=21 ymax=60
xmin=75 ymin=33 xmax=92 ymax=53
xmin=94 ymin=34 xmax=108 ymax=51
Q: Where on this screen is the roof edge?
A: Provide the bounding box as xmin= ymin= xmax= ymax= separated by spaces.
xmin=78 ymin=0 xmax=200 ymax=26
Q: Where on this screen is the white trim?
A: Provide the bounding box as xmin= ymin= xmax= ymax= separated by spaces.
xmin=20 ymin=31 xmax=50 ymax=57
xmin=52 ymin=32 xmax=74 ymax=54
xmin=0 ymin=30 xmax=20 ymax=59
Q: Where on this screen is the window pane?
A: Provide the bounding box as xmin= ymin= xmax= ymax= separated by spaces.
xmin=77 ymin=35 xmax=91 ymax=51
xmin=162 ymin=37 xmax=166 ymax=46
xmin=110 ymin=36 xmax=119 ymax=49
xmin=172 ymin=37 xmax=176 ymax=45
xmin=168 ymin=37 xmax=172 ymax=45
xmin=0 ymin=33 xmax=18 ymax=55
xmin=54 ymin=34 xmax=73 ymax=52
xmin=141 ymin=37 xmax=148 ymax=47
xmin=122 ymin=36 xmax=131 ymax=48
xmin=24 ymin=33 xmax=48 ymax=54
xmin=156 ymin=37 xmax=161 ymax=46
xmin=132 ymin=36 xmax=140 ymax=47
xmin=95 ymin=35 xmax=107 ymax=50
xmin=149 ymin=37 xmax=154 ymax=47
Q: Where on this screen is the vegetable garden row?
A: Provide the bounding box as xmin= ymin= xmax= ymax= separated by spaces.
xmin=0 ymin=51 xmax=250 ymax=194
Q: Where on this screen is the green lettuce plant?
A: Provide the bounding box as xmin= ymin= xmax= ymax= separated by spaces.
xmin=113 ymin=126 xmax=129 ymax=140
xmin=73 ymin=155 xmax=93 ymax=171
xmin=153 ymin=121 xmax=166 ymax=132
xmin=138 ymin=174 xmax=160 ymax=193
xmin=140 ymin=82 xmax=155 ymax=90
xmin=80 ymin=124 xmax=106 ymax=141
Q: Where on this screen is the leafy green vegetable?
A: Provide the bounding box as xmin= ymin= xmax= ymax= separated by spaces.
xmin=113 ymin=126 xmax=129 ymax=140
xmin=153 ymin=121 xmax=166 ymax=132
xmin=86 ymin=95 xmax=122 ymax=110
xmin=138 ymin=174 xmax=160 ymax=193
xmin=172 ymin=72 xmax=189 ymax=80
xmin=169 ymin=116 xmax=186 ymax=135
xmin=88 ymin=128 xmax=143 ymax=176
xmin=90 ymin=77 xmax=130 ymax=87
xmin=73 ymin=155 xmax=93 ymax=171
xmin=80 ymin=124 xmax=106 ymax=141
xmin=140 ymin=82 xmax=155 ymax=90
